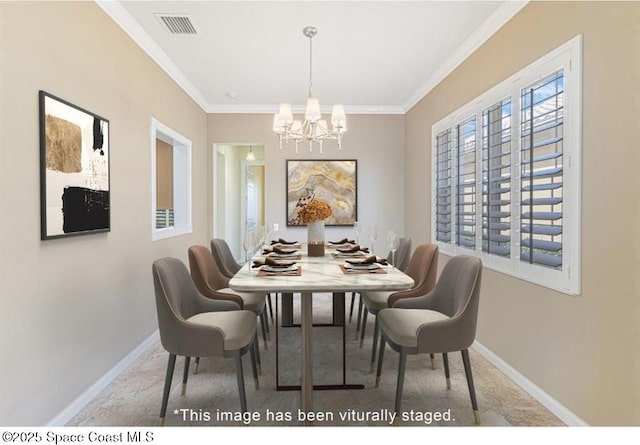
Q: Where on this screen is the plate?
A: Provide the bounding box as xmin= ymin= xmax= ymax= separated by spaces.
xmin=269 ymin=252 xmax=299 ymax=258
xmin=334 ymin=252 xmax=363 ymax=257
xmin=263 ymin=264 xmax=298 ymax=273
xmin=343 ymin=263 xmax=379 ymax=271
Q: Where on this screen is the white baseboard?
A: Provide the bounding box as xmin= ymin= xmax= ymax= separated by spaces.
xmin=47 ymin=330 xmax=160 ymax=426
xmin=472 ymin=340 xmax=589 ymax=426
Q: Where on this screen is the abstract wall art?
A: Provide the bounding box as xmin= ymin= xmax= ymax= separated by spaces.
xmin=39 ymin=91 xmax=110 ymax=240
xmin=286 ymin=160 xmax=357 ymax=226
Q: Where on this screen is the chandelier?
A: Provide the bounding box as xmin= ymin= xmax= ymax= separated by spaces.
xmin=272 ymin=26 xmax=347 ymax=153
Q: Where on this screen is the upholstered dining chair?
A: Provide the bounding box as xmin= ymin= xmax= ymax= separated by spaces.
xmin=211 ymin=238 xmax=274 ymax=325
xmin=359 ymin=243 xmax=438 ymax=372
xmin=152 ymin=257 xmax=259 ymax=425
xmin=350 ymin=238 xmax=412 ymax=327
xmin=210 ymin=238 xmax=242 ymax=277
xmin=189 ymin=245 xmax=269 ymax=356
xmin=375 ymin=255 xmax=483 ymax=424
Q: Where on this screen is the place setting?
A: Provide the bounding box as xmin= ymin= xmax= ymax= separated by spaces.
xmin=270 ymin=238 xmax=301 ymax=248
xmin=331 ymin=242 xmax=370 ymax=259
xmin=326 ymin=237 xmax=357 ymax=249
xmin=252 ymin=256 xmax=301 ymax=277
xmin=262 ymin=244 xmax=302 ymax=260
xmin=339 ymin=254 xmax=389 ymax=274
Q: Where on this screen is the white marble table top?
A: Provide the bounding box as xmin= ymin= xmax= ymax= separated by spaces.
xmin=229 ymin=246 xmax=414 ymax=293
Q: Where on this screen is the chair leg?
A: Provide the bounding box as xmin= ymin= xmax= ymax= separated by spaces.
xmin=461 ymin=349 xmax=480 ymax=424
xmin=442 ymin=352 xmax=451 ymax=389
xmin=193 ymin=357 xmax=200 ymax=375
xmin=355 ymin=298 xmax=364 ymax=339
xmin=370 ymin=317 xmax=379 ymax=373
xmin=348 ymin=292 xmax=356 ymax=323
xmin=159 ymin=353 xmax=176 ymax=426
xmin=253 ymin=332 xmax=262 ymax=375
xmin=394 ymin=349 xmax=408 ymax=424
xmin=375 ymin=336 xmax=386 ymax=387
xmin=181 ymin=356 xmax=190 ymax=395
xmin=359 ymin=308 xmax=369 ymax=348
xmin=430 ymin=353 xmax=436 ymax=370
xmin=267 ymin=293 xmax=274 ymax=325
xmin=235 ymin=352 xmax=247 ymax=414
xmin=259 ymin=312 xmax=268 ymax=349
xmin=263 ymin=309 xmax=271 ymax=340
xmin=250 ymin=339 xmax=260 ymax=391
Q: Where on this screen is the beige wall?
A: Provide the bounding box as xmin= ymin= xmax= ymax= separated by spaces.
xmin=0 ymin=3 xmax=208 ymax=425
xmin=405 ymin=1 xmax=640 ymax=425
xmin=207 ymin=114 xmax=406 ymax=254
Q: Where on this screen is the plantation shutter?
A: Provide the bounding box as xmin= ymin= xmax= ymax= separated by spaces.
xmin=482 ymin=99 xmax=512 ymax=257
xmin=456 ymin=118 xmax=476 ymax=249
xmin=435 ymin=129 xmax=452 ymax=243
xmin=519 ymin=71 xmax=564 ymax=269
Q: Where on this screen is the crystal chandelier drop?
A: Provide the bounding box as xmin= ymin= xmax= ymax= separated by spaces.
xmin=272 ymin=26 xmax=347 ymax=153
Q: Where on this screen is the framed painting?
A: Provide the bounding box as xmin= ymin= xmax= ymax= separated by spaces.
xmin=39 ymin=91 xmax=110 ymax=240
xmin=286 ymin=159 xmax=357 ymax=226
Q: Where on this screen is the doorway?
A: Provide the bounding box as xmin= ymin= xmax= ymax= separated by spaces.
xmin=212 ymin=144 xmax=265 ymax=260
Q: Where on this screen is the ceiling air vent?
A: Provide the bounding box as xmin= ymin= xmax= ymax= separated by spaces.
xmin=155 ymin=14 xmax=198 ymax=35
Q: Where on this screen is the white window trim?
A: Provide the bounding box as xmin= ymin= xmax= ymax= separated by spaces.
xmin=150 ymin=117 xmax=193 ymax=241
xmin=431 ymin=35 xmax=582 ymax=296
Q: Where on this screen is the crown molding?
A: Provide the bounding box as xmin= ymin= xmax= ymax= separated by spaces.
xmin=207 ymin=104 xmax=405 ymax=115
xmin=95 ymin=0 xmax=210 ymax=111
xmin=402 ymin=0 xmax=529 ymax=112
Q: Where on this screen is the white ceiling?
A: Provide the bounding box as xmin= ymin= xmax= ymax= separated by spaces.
xmin=97 ymin=1 xmax=527 ymax=114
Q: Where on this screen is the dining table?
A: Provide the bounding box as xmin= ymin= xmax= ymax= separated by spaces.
xmin=228 ymin=243 xmax=414 ymax=420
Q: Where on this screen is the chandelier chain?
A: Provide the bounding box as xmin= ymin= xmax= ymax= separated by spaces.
xmin=308 ymin=32 xmax=314 ymax=98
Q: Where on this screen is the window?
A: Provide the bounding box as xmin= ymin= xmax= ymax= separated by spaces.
xmin=431 ymin=35 xmax=581 ymax=295
xmin=150 ymin=118 xmax=192 ymax=240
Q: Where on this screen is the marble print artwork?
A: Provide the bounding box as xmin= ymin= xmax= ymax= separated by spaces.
xmin=287 ymin=160 xmax=357 ymax=226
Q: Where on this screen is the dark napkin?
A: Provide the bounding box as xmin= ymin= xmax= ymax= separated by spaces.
xmin=271 ymin=238 xmax=298 ymax=245
xmin=346 ymin=255 xmax=388 ymax=266
xmin=337 ymin=244 xmax=370 ymax=253
xmin=263 ymin=245 xmax=299 ymax=254
xmin=252 ymin=257 xmax=297 ymax=269
xmin=328 ymin=238 xmax=356 ymax=245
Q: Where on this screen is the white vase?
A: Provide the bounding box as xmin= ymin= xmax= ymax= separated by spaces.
xmin=307 ymin=220 xmax=325 ymax=256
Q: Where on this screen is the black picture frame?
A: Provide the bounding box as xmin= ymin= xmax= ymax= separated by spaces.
xmin=286 ymin=159 xmax=357 ymax=226
xmin=39 ymin=91 xmax=110 ymax=240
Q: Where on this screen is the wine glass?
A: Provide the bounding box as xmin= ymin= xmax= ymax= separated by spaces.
xmin=368 ymin=226 xmax=377 ymax=255
xmin=387 ymin=229 xmax=399 ymax=268
xmin=265 ymin=222 xmax=274 ymax=244
xmin=353 ymin=221 xmax=360 ymax=244
xmin=257 ymin=225 xmax=266 ymax=250
xmin=243 ymin=231 xmax=255 ymax=263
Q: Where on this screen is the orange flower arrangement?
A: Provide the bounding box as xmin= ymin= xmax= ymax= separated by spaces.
xmin=298 ymin=199 xmax=333 ymax=224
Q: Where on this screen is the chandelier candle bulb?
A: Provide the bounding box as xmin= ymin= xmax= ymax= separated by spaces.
xmin=305 ymin=98 xmax=321 ymax=121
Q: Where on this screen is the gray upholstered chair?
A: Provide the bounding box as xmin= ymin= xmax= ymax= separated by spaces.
xmin=211 ymin=238 xmax=274 ymax=325
xmin=152 ymin=257 xmax=259 ymax=425
xmin=189 ymin=245 xmax=269 ymax=356
xmin=375 ymin=255 xmax=483 ymax=424
xmin=350 ymin=238 xmax=412 ymax=326
xmin=359 ymin=243 xmax=438 ymax=371
xmin=211 ymin=238 xmax=242 ymax=277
